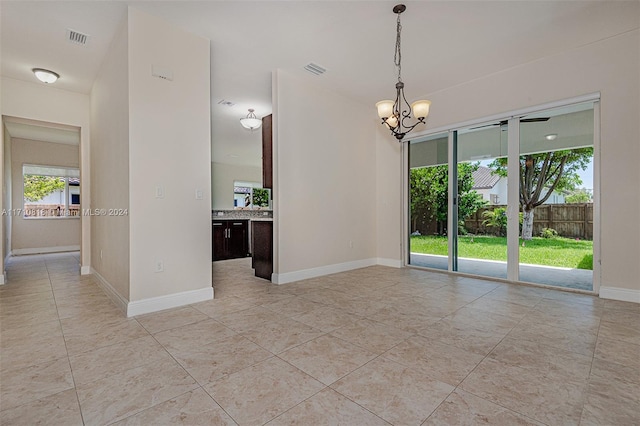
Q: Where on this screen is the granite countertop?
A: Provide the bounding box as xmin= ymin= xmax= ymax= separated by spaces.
xmin=212 ymin=209 xmax=273 ymax=220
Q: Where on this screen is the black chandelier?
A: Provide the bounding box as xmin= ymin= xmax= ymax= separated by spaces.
xmin=376 ymin=4 xmax=431 ymax=141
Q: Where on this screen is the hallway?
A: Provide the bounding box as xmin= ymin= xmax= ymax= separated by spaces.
xmin=0 ymin=253 xmax=638 ymax=425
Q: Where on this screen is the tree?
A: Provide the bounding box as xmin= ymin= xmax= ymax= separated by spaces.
xmin=490 ymin=148 xmax=593 ymax=240
xmin=252 ymin=188 xmax=270 ymax=208
xmin=23 ymin=175 xmax=65 ymax=202
xmin=566 ymin=188 xmax=593 ymax=204
xmin=410 ymin=163 xmax=486 ymax=235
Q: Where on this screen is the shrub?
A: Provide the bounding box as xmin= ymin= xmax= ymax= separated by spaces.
xmin=482 ymin=208 xmax=507 ymax=236
xmin=458 ymin=221 xmax=468 ymax=236
xmin=540 ymin=227 xmax=559 ymax=239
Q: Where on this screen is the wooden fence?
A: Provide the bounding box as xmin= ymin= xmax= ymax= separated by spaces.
xmin=464 ymin=203 xmax=593 ymax=240
xmin=412 ymin=203 xmax=593 ymax=240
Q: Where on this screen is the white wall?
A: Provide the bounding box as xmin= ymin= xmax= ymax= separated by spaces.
xmin=375 ymin=126 xmax=403 ymax=267
xmin=212 ymin=161 xmax=262 ymax=209
xmin=1 ymin=77 xmax=91 ymax=272
xmin=11 ymin=138 xmax=80 ymax=252
xmin=273 ymin=69 xmax=377 ymax=281
xmin=90 ymin=15 xmax=130 ymax=299
xmin=378 ymin=30 xmax=640 ymax=298
xmin=127 ymin=7 xmax=212 ymax=302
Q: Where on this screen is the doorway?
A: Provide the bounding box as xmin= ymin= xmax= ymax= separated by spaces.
xmin=2 ymin=116 xmax=83 ymax=280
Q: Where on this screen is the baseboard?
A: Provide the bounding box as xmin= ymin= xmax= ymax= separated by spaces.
xmin=127 ymin=287 xmax=214 ymax=317
xmin=91 ymin=267 xmax=129 ymax=315
xmin=599 ymin=286 xmax=640 ymax=304
xmin=376 ymin=258 xmax=402 ymax=268
xmin=12 ymin=245 xmax=80 ymax=256
xmin=272 ymin=258 xmax=378 ymax=285
xmin=80 ymin=265 xmax=91 ymax=275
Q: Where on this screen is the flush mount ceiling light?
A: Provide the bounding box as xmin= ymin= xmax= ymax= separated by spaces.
xmin=376 ymin=4 xmax=431 ymax=141
xmin=545 ymin=133 xmax=558 ymax=141
xmin=240 ymin=109 xmax=262 ymax=131
xmin=32 ymin=68 xmax=60 ymax=84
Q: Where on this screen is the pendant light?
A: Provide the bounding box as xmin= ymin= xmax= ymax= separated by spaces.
xmin=376 ymin=4 xmax=431 ymax=141
xmin=240 ymin=109 xmax=262 ymax=131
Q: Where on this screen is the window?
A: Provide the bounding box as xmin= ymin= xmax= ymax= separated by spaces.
xmin=233 ymin=181 xmax=271 ymax=209
xmin=23 ymin=165 xmax=80 ymax=218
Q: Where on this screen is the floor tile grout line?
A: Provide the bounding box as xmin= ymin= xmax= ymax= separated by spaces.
xmin=444 ymin=309 xmax=535 ymax=422
xmin=44 ymin=254 xmax=87 ymax=425
xmin=199 ymin=384 xmax=243 ymax=425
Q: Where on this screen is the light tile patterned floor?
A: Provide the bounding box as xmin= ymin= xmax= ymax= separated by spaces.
xmin=1 ymin=253 xmax=639 ymax=425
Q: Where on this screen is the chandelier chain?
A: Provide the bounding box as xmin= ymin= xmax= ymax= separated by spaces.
xmin=394 ymin=13 xmax=402 ymax=82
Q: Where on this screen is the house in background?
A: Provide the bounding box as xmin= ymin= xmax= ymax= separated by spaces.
xmin=472 ymin=166 xmax=565 ymax=205
xmin=472 ymin=166 xmax=507 ymax=205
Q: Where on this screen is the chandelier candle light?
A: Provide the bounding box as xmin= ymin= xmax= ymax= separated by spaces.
xmin=240 ymin=108 xmax=262 ymax=131
xmin=376 ymin=4 xmax=431 ymax=141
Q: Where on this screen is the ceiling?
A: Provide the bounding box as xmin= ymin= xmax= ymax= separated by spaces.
xmin=2 ymin=1 xmax=638 ymax=168
xmin=4 ymin=118 xmax=80 ymax=146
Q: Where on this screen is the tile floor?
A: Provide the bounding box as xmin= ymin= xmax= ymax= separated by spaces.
xmin=0 ymin=252 xmax=638 ymax=425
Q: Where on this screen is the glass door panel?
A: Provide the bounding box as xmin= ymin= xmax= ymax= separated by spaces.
xmin=455 ymin=124 xmax=508 ymax=279
xmin=518 ymin=103 xmax=594 ymax=290
xmin=408 ymin=132 xmax=449 ymax=270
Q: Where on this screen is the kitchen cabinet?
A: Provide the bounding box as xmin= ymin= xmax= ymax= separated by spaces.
xmin=252 ymin=220 xmax=273 ymax=280
xmin=212 ymin=220 xmax=249 ymax=261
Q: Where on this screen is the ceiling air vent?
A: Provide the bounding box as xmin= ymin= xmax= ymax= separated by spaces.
xmin=304 ymin=63 xmax=326 ymax=76
xmin=67 ymin=29 xmax=89 ymax=46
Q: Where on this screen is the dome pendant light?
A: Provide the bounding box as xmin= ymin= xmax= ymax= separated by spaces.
xmin=376 ymin=4 xmax=431 ymax=141
xmin=32 ymin=68 xmax=60 ymax=84
xmin=240 ymin=109 xmax=262 ymax=131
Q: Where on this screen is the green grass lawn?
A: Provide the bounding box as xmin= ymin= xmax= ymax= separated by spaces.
xmin=410 ymin=235 xmax=593 ymax=270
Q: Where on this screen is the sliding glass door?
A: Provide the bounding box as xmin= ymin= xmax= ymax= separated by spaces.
xmin=408 ymin=100 xmax=596 ymax=291
xmin=455 ymin=124 xmax=508 ymax=280
xmin=408 ymin=132 xmax=448 ymax=271
xmin=517 ymin=104 xmax=594 ymax=290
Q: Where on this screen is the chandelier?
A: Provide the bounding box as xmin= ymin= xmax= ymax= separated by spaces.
xmin=376 ymin=4 xmax=431 ymax=141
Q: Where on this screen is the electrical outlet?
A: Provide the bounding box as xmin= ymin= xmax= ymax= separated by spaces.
xmin=154 ymin=260 xmax=164 ymax=273
xmin=195 ymin=189 xmax=203 ymax=200
xmin=349 ymin=240 xmax=354 ymax=248
xmin=155 ymin=186 xmax=164 ymax=199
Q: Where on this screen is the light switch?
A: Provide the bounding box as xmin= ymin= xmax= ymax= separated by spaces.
xmin=155 ymin=186 xmax=164 ymax=199
xmin=195 ymin=189 xmax=203 ymax=200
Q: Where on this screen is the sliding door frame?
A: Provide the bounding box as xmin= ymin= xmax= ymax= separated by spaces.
xmin=403 ymin=93 xmax=601 ymax=293
xmin=506 ymin=117 xmax=520 ymax=281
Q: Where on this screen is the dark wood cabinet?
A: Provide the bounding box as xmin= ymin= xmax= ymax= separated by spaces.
xmin=262 ymin=114 xmax=273 ymax=189
xmin=212 ymin=220 xmax=249 ymax=261
xmin=252 ymin=221 xmax=273 ymax=280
